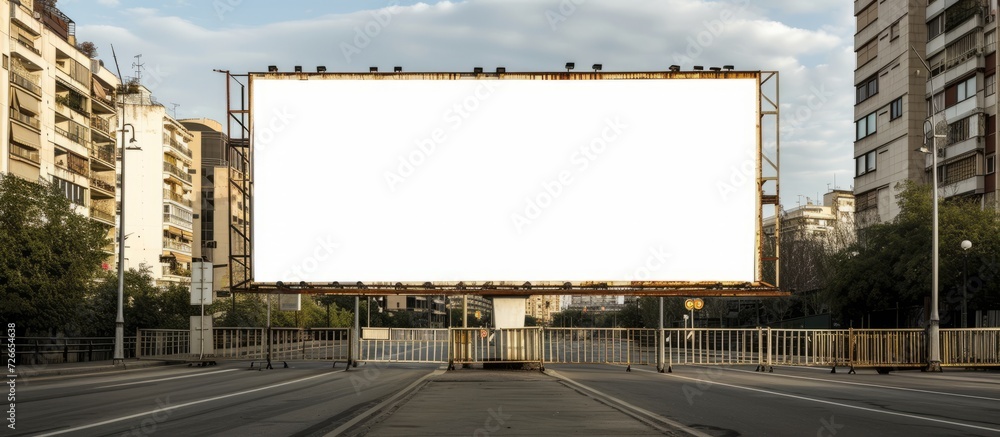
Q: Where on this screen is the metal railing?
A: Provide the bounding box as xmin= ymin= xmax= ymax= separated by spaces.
xmin=90 ymin=206 xmax=114 ymax=224
xmin=9 ymin=145 xmax=40 ymax=164
xmin=163 ymin=162 xmax=192 ymax=183
xmin=10 ymin=111 xmax=40 ymax=130
xmin=544 ymin=328 xmax=657 ymax=365
xmin=163 ymin=212 xmax=193 ymax=229
xmin=90 ymin=116 xmax=113 ymax=137
xmin=666 ymin=328 xmax=765 ymax=367
xmin=90 ymin=143 xmax=115 ymax=167
xmin=941 ymin=328 xmax=1000 ymax=367
xmin=10 ymin=71 xmax=42 ymax=95
xmin=137 ymin=330 xmax=189 ymax=358
xmin=163 ymin=189 xmax=193 ymax=207
xmin=269 ymin=328 xmax=351 ymax=361
xmin=15 ymin=337 xmax=136 ymax=365
xmin=162 ymin=238 xmax=192 ymax=253
xmin=450 ymin=328 xmax=543 ymax=366
xmin=11 ymin=37 xmax=41 ymax=56
xmin=55 ymin=125 xmax=90 ymax=148
xmin=360 ymin=328 xmax=449 ymax=363
xmin=165 ymin=136 xmax=193 ymax=160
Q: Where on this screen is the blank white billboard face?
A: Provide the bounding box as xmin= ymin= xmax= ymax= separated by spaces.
xmin=252 ymin=77 xmax=757 ymax=284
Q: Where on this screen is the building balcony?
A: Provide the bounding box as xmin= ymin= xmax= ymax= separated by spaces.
xmin=163 ymin=189 xmax=194 ymax=207
xmin=89 ymin=206 xmax=115 ymax=225
xmin=90 ymin=143 xmax=115 ymax=171
xmin=91 ymin=93 xmax=116 ymax=115
xmin=163 ymin=238 xmax=192 ymax=254
xmin=10 ymin=71 xmax=42 ymax=96
xmin=163 ymin=135 xmax=194 ymax=162
xmin=55 ymin=125 xmax=91 ymax=149
xmin=9 ymin=38 xmax=44 ymax=72
xmin=163 ymin=212 xmax=193 ymax=230
xmin=163 ymin=162 xmax=193 ymax=184
xmin=89 ymin=171 xmax=115 ymax=198
xmin=9 ymin=144 xmax=40 ymax=165
xmin=90 ymin=116 xmax=114 ymax=139
xmin=162 ymin=265 xmax=191 ymax=279
xmin=10 ymin=3 xmax=42 ymax=37
xmin=942 ymin=174 xmax=985 ymax=195
xmin=10 ymin=111 xmax=41 ymax=131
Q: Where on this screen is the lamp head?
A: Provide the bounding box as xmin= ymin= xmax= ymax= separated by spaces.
xmin=961 ymin=240 xmax=972 ymax=251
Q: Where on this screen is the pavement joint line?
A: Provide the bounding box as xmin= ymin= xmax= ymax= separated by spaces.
xmin=97 ymin=369 xmax=239 ymax=389
xmin=544 ymin=368 xmax=711 ymax=437
xmin=34 ymin=370 xmax=340 ymax=436
xmin=324 ymin=366 xmax=447 ymax=437
xmin=632 ymin=367 xmax=1000 ymax=433
xmin=699 ymin=365 xmax=1000 ymax=402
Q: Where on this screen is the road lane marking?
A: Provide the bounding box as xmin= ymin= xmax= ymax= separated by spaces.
xmin=708 ymin=366 xmax=1000 ymax=402
xmin=545 ymin=369 xmax=712 ymax=437
xmin=36 ymin=371 xmax=338 ymax=436
xmin=324 ymin=366 xmax=446 ymax=436
xmin=631 ymin=367 xmax=1000 ymax=433
xmin=98 ymin=369 xmax=239 ymax=388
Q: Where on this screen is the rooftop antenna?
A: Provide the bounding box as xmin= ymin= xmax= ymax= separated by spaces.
xmin=132 ymin=54 xmax=144 ymax=84
xmin=169 ymin=103 xmax=180 ymax=119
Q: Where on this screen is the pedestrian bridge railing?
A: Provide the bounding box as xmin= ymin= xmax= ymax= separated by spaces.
xmin=135 ymin=327 xmax=1000 ymax=371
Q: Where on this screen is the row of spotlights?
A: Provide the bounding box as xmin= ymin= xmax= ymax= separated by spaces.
xmin=267 ymin=64 xmax=735 ymax=73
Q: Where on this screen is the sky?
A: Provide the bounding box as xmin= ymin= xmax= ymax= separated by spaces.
xmin=56 ymin=0 xmax=857 ymax=209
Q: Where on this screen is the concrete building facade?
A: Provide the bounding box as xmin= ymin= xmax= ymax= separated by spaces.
xmin=854 ymin=0 xmax=999 ymax=224
xmin=3 ymin=0 xmax=121 ymax=267
xmin=120 ymin=85 xmax=195 ymax=286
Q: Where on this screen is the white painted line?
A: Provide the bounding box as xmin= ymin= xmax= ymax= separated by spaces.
xmin=324 ymin=366 xmax=446 ymax=436
xmin=545 ymin=369 xmax=712 ymax=437
xmin=709 ymin=366 xmax=1000 ymax=402
xmin=36 ymin=371 xmax=338 ymax=436
xmin=98 ymin=369 xmax=238 ymax=389
xmin=632 ymin=367 xmax=1000 ymax=433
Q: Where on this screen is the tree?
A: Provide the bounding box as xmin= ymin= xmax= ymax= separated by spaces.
xmin=82 ymin=267 xmax=198 ymax=336
xmin=825 ymin=181 xmax=1000 ymax=327
xmin=77 ymin=41 xmax=98 ymax=59
xmin=0 ymin=175 xmax=110 ymax=336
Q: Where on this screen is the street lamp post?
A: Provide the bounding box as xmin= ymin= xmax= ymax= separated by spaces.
xmin=961 ymin=240 xmax=972 ymax=328
xmin=114 ymin=123 xmax=138 ymax=366
xmin=920 ymin=118 xmax=945 ymax=371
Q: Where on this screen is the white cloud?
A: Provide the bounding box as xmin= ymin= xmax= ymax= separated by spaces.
xmin=97 ymin=0 xmax=120 ymax=6
xmin=74 ymin=0 xmax=855 ymax=205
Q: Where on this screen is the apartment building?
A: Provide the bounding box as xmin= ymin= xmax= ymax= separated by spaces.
xmin=525 ymin=295 xmax=561 ymax=325
xmin=764 ymin=190 xmax=856 ymax=243
xmin=3 ymin=0 xmax=121 ymax=266
xmin=182 ymin=118 xmax=231 ymax=293
xmin=855 ymin=0 xmax=998 ymax=224
xmin=120 ymin=84 xmax=196 ymax=286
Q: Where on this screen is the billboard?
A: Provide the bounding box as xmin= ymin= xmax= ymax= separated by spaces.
xmin=251 ymin=74 xmax=758 ymax=285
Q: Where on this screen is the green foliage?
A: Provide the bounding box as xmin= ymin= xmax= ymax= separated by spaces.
xmin=82 ymin=267 xmax=198 ymax=336
xmin=825 ymin=181 xmax=1000 ymax=327
xmin=0 ymin=175 xmax=109 ymax=336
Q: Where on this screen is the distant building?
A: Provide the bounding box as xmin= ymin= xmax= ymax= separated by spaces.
xmin=447 ymin=295 xmax=493 ymax=327
xmin=182 ymin=118 xmax=233 ymax=293
xmin=120 ymin=85 xmax=195 ymax=286
xmin=2 ymin=0 xmax=121 ymax=269
xmin=384 ymin=295 xmax=447 ymax=328
xmin=764 ymin=190 xmax=855 ymax=245
xmin=525 ymin=295 xmax=561 ymax=325
xmin=853 ymin=0 xmax=998 ymax=226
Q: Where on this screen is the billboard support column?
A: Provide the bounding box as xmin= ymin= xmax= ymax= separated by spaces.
xmin=353 ymin=296 xmax=360 ymax=367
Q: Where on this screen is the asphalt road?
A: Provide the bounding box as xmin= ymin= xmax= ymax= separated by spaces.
xmin=9 ymin=360 xmax=1000 ymax=436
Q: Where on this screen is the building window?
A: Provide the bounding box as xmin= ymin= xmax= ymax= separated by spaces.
xmin=944 ymin=155 xmax=977 ymax=185
xmin=948 ymin=117 xmax=971 ymax=145
xmin=857 ymin=38 xmax=878 ymax=67
xmin=857 ymin=2 xmax=878 ymax=31
xmin=987 ymin=31 xmax=997 ymax=54
xmin=890 ymin=21 xmax=900 ymax=40
xmin=856 ymin=75 xmax=878 ymax=104
xmin=987 ymin=74 xmax=996 ymax=96
xmin=946 ymin=0 xmax=981 ymax=33
xmin=856 ymin=112 xmax=877 ymax=140
xmin=928 ymin=14 xmax=945 ymax=40
xmin=987 ymin=154 xmax=996 ymax=174
xmin=53 ymin=177 xmax=86 ymax=206
xmin=890 ymin=97 xmax=903 ymax=120
xmin=856 ymin=150 xmax=877 ymax=176
xmin=957 ymin=76 xmax=976 ymax=101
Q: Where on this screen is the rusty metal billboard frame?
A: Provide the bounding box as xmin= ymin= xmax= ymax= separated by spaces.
xmin=224 ymin=69 xmax=781 ymax=297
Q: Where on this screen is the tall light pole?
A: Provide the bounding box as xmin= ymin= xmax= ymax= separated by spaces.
xmin=961 ymin=240 xmax=972 ymax=328
xmin=919 ymin=118 xmax=944 ymax=372
xmin=114 ymin=123 xmax=138 ymax=365
xmin=913 ymin=46 xmax=945 ymax=371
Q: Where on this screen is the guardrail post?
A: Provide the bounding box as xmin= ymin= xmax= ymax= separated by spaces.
xmin=87 ymin=340 xmax=93 ymax=362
